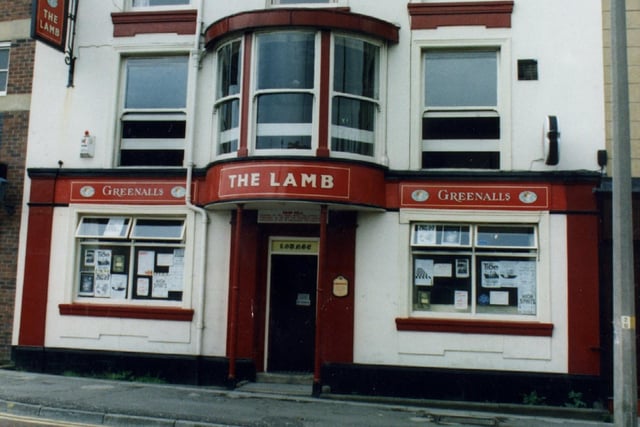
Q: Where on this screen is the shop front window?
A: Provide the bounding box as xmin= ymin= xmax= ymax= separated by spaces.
xmin=119 ymin=56 xmax=188 ymax=167
xmin=76 ymin=216 xmax=186 ymax=302
xmin=411 ymin=223 xmax=537 ymax=316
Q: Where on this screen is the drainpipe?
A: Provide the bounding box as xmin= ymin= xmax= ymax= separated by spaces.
xmin=184 ymin=0 xmax=209 ymax=364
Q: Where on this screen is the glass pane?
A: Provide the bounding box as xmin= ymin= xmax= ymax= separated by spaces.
xmin=331 ymin=97 xmax=375 ymax=156
xmin=476 ymin=256 xmax=536 ymax=315
xmin=77 ymin=217 xmax=130 ymax=238
xmin=132 ymin=247 xmax=183 ymax=301
xmin=476 ymin=226 xmax=536 ymax=248
xmin=122 ymin=120 xmax=186 ymax=139
xmin=412 ymin=224 xmax=470 ymax=246
xmin=334 ymin=37 xmax=378 ymax=99
xmin=125 ymin=57 xmax=188 ymax=109
xmin=257 ymin=93 xmax=313 ymax=124
xmin=217 ymin=41 xmax=241 ymax=99
xmin=0 ymin=49 xmax=9 ymax=69
xmin=133 ymin=0 xmax=189 ymax=6
xmin=131 ymin=219 xmax=185 ymax=239
xmin=422 ymin=116 xmax=500 ymax=140
xmin=78 ymin=244 xmax=131 ymax=299
xmin=276 ymin=0 xmax=329 ymax=3
xmin=257 ymin=32 xmax=315 ymax=90
xmin=413 ymin=254 xmax=471 ymax=313
xmin=425 ymin=51 xmax=497 ymax=108
xmin=218 ymin=99 xmax=239 ymax=154
xmin=0 ymin=72 xmax=7 ymax=92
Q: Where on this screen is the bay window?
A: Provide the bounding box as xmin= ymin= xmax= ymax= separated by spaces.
xmin=213 ymin=30 xmax=383 ymax=159
xmin=76 ymin=216 xmax=186 ymax=302
xmin=119 ymin=56 xmax=188 ymax=167
xmin=411 ymin=223 xmax=537 ymax=316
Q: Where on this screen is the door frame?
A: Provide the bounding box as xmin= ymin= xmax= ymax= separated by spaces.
xmin=264 ymin=236 xmax=319 ymax=372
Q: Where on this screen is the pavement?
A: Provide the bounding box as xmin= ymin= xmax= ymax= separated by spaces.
xmin=0 ymin=367 xmax=616 ymax=426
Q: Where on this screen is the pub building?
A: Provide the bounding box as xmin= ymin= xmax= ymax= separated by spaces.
xmin=13 ymin=0 xmax=608 ymax=404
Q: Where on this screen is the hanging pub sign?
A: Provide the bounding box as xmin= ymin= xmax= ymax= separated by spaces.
xmin=31 ymin=0 xmax=70 ymax=52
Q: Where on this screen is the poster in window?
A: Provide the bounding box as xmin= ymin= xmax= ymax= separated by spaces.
xmin=157 ymin=253 xmax=174 ymax=267
xmin=137 ymin=250 xmax=155 ymax=275
xmin=168 ymin=248 xmax=185 ymax=291
xmin=136 ymin=277 xmax=150 ymax=297
xmin=481 ymin=261 xmax=501 ymax=287
xmin=414 ymin=225 xmax=436 ymax=245
xmin=434 ymin=263 xmax=453 ymax=278
xmin=113 ymin=255 xmax=126 ymax=273
xmin=455 ymin=259 xmax=469 ymax=278
xmin=84 ymin=249 xmax=95 ymax=267
xmin=152 ymin=273 xmax=169 ymax=298
xmin=110 ymin=274 xmax=127 ymax=300
xmin=79 ymin=272 xmax=95 ymax=296
xmin=94 ymin=249 xmax=112 ymax=297
xmin=414 ymin=258 xmax=433 ymax=286
xmin=518 ymin=292 xmax=536 ymax=314
xmin=454 ymin=290 xmax=468 ymax=310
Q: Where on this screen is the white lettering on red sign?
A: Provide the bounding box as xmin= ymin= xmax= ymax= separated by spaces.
xmin=227 ymin=172 xmax=335 ymax=190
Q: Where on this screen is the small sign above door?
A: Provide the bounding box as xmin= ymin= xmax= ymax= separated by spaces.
xmin=258 ymin=208 xmax=321 ymax=224
xmin=271 ymin=239 xmax=319 ymax=255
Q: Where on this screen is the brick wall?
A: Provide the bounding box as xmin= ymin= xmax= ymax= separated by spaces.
xmin=0 ymin=0 xmax=32 ymax=21
xmin=0 ymin=0 xmax=34 ymax=363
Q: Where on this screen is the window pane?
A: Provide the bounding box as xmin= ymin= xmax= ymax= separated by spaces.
xmin=257 ymin=93 xmax=313 ymax=149
xmin=476 ymin=257 xmax=536 ymax=315
xmin=78 ymin=245 xmax=131 ymax=299
xmin=132 ymin=219 xmax=185 ymax=239
xmin=0 ymin=49 xmax=9 ymax=69
xmin=125 ymin=57 xmax=188 ymax=109
xmin=0 ymin=72 xmax=6 ymax=92
xmin=257 ymin=32 xmax=315 ymax=90
xmin=120 ymin=150 xmax=184 ymax=167
xmin=133 ymin=0 xmax=189 ymax=6
xmin=77 ymin=217 xmax=131 ymax=238
xmin=413 ymin=254 xmax=472 ymax=313
xmin=476 ymin=226 xmax=536 ymax=248
xmin=423 ymin=116 xmax=500 ymax=140
xmin=334 ymin=37 xmax=378 ymax=99
xmin=412 ymin=224 xmax=471 ymax=246
xmin=122 ymin=120 xmax=186 ymax=139
xmin=217 ymin=41 xmax=241 ymax=99
xmin=425 ymin=51 xmax=497 ymax=108
xmin=275 ymin=0 xmax=329 ymax=3
xmin=218 ymin=99 xmax=239 ymax=154
xmin=331 ymin=97 xmax=375 ymax=156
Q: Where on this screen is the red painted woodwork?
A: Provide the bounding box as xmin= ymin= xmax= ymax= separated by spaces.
xmin=204 ymin=8 xmax=399 ymax=49
xmin=111 ymin=10 xmax=197 ymax=37
xmin=18 ymin=205 xmax=55 ymax=346
xmin=566 ymin=214 xmax=601 ymax=375
xmin=58 ymin=304 xmax=194 ymax=321
xmin=407 ymin=1 xmax=514 ymax=29
xmin=396 ymin=318 xmax=554 ymax=337
xmin=237 ymin=34 xmax=252 ymax=158
xmin=316 ymin=31 xmax=331 ymax=158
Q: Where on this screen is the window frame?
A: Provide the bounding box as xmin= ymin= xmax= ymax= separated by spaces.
xmin=400 ymin=209 xmax=550 ymax=323
xmin=0 ymin=43 xmax=10 ymax=96
xmin=410 ymin=37 xmax=512 ymax=170
xmin=250 ymin=30 xmax=321 ymax=155
xmin=73 ymin=212 xmax=191 ymax=306
xmin=129 ymin=0 xmax=191 ymax=10
xmin=267 ymin=0 xmax=345 ymax=8
xmin=329 ymin=33 xmax=385 ymax=160
xmin=117 ymin=54 xmax=190 ymax=167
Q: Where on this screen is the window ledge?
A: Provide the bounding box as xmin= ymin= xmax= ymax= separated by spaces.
xmin=59 ymin=303 xmax=194 ymax=321
xmin=112 ymin=10 xmax=198 ymax=37
xmin=396 ymin=317 xmax=553 ymax=336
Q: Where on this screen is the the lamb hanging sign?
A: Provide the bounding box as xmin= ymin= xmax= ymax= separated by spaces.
xmin=31 ymin=0 xmax=69 ymax=52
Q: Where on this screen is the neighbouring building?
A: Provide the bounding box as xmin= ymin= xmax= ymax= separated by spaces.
xmin=598 ymin=0 xmax=640 ymax=403
xmin=13 ymin=0 xmax=608 ymax=405
xmin=0 ymin=0 xmax=34 ymax=364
